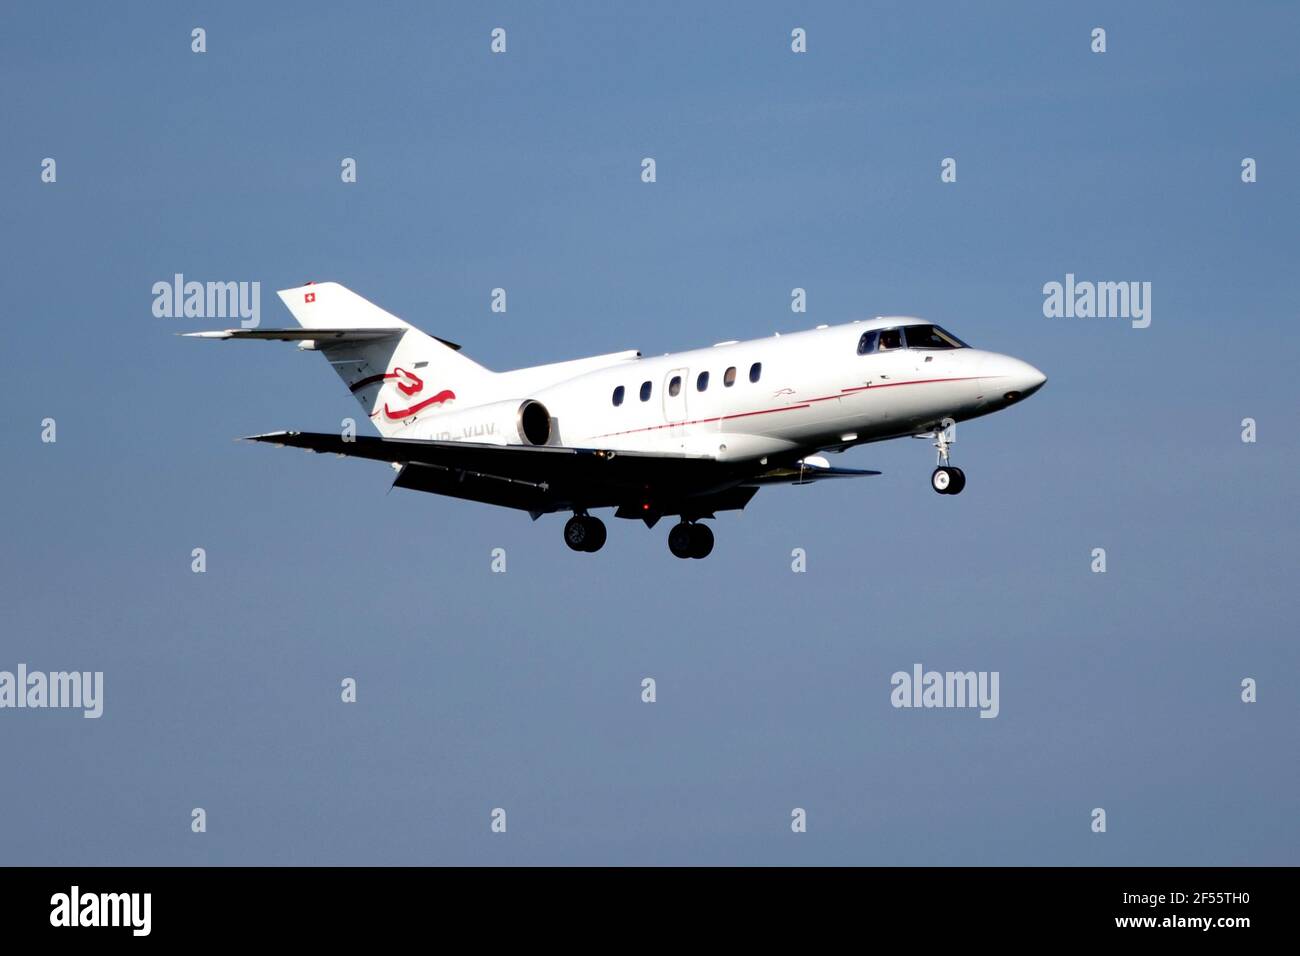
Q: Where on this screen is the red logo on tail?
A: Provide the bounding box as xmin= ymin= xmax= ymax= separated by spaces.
xmin=349 ymin=367 xmax=455 ymax=420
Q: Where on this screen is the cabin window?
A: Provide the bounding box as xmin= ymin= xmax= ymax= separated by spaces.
xmin=877 ymin=328 xmax=903 ymax=351
xmin=612 ymin=385 xmax=624 ymax=406
xmin=724 ymin=367 xmax=737 ymax=387
xmin=668 ymin=375 xmax=682 ymax=397
xmin=640 ymin=381 xmax=652 ymax=402
xmin=696 ymin=371 xmax=709 ymax=391
xmin=749 ymin=362 xmax=762 ymax=383
xmin=857 ymin=331 xmax=879 ymax=355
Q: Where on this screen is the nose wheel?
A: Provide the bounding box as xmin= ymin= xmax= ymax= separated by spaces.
xmin=564 ymin=513 xmax=607 ymax=552
xmin=929 ymin=421 xmax=966 ymax=495
xmin=931 ymin=466 xmax=966 ymax=495
xmin=668 ymin=521 xmax=714 ymax=559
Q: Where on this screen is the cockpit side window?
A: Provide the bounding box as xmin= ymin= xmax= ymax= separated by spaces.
xmin=903 ymin=324 xmax=967 ymax=349
xmin=877 ymin=328 xmax=903 ymax=351
xmin=857 ymin=331 xmax=879 ymax=355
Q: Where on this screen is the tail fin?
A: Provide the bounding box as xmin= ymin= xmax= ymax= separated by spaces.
xmin=277 ymin=281 xmax=416 ymax=332
xmin=272 ymin=282 xmax=494 ymax=436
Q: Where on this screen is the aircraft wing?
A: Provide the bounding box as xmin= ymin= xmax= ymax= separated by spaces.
xmin=243 ymin=430 xmax=746 ymax=518
xmin=745 ymin=460 xmax=882 ymax=485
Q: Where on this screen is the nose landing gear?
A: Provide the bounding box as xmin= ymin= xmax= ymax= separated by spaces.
xmin=931 ymin=466 xmax=965 ymax=495
xmin=668 ymin=521 xmax=714 ymax=559
xmin=563 ymin=513 xmax=607 ymax=552
xmin=929 ymin=420 xmax=966 ymax=495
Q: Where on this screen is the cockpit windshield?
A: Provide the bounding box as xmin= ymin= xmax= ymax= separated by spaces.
xmin=857 ymin=324 xmax=967 ymax=354
xmin=903 ymin=324 xmax=967 ymax=349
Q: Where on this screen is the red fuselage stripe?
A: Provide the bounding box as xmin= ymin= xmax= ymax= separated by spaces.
xmin=591 ymin=376 xmax=982 ymax=439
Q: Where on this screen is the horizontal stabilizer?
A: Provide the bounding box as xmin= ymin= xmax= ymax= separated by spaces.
xmin=181 ymin=327 xmax=404 ymax=342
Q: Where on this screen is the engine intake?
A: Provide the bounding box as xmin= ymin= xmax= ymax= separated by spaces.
xmin=517 ymin=400 xmax=551 ymax=446
xmin=410 ymin=398 xmax=553 ymax=446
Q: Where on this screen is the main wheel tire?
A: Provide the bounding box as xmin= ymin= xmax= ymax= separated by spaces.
xmin=931 ymin=467 xmax=955 ymax=494
xmin=668 ymin=522 xmax=694 ymax=559
xmin=947 ymin=468 xmax=966 ymax=495
xmin=688 ymin=523 xmax=714 ymax=559
xmin=582 ymin=517 xmax=607 ymax=552
xmin=564 ymin=515 xmax=591 ymax=551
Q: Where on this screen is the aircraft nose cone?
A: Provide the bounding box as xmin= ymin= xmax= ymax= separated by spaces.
xmin=982 ymin=355 xmax=1047 ymax=403
xmin=1018 ymin=361 xmax=1048 ymax=396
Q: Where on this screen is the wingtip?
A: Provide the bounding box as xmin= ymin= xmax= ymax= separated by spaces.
xmin=240 ymin=430 xmax=296 ymax=444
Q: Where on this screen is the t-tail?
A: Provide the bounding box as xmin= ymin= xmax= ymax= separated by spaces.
xmin=183 ymin=281 xmax=494 ymax=436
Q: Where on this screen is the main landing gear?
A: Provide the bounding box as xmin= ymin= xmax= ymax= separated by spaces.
xmin=564 ymin=512 xmax=716 ymax=558
xmin=929 ymin=422 xmax=966 ymax=495
xmin=667 ymin=521 xmax=714 ymax=560
xmin=563 ymin=513 xmax=607 ymax=553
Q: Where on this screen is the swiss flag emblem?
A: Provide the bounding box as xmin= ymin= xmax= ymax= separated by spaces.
xmin=304 ymin=292 xmax=316 ymax=303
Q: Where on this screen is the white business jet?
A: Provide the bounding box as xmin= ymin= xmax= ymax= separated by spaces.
xmin=187 ymin=282 xmax=1046 ymax=559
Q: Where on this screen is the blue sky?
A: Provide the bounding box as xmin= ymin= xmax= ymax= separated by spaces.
xmin=2 ymin=1 xmax=1297 ymax=865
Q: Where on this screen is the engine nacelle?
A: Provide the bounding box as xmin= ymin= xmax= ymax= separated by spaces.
xmin=413 ymin=399 xmax=551 ymax=446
